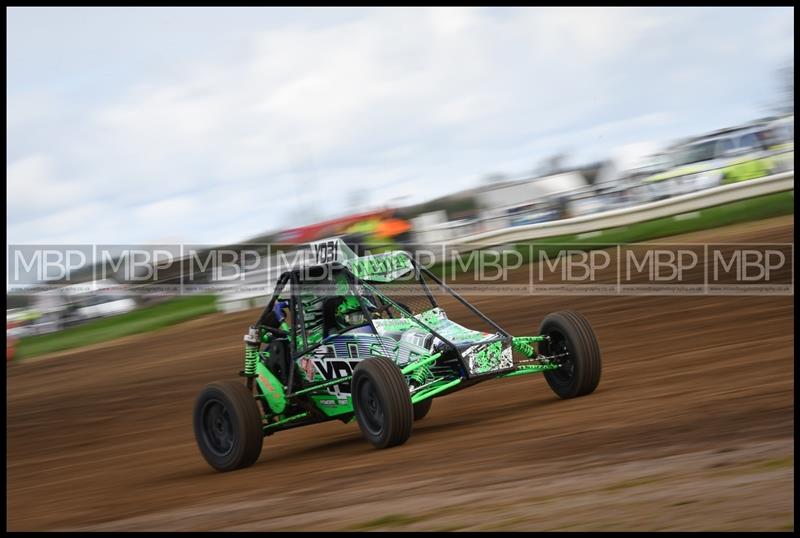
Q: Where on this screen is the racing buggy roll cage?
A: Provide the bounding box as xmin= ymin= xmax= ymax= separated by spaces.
xmin=240 ymin=253 xmax=565 ymax=436
xmin=194 ymin=239 xmax=602 ymax=472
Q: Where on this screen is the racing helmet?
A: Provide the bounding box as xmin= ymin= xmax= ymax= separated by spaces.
xmin=335 ymin=295 xmax=365 ymax=327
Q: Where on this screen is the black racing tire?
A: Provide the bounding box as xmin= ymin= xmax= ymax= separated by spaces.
xmin=413 ymin=398 xmax=433 ymax=421
xmin=193 ymin=380 xmax=264 ymax=472
xmin=351 ymin=357 xmax=413 ymax=449
xmin=538 ymin=311 xmax=602 ymax=399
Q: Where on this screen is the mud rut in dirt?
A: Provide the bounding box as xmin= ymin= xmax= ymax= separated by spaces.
xmin=7 ymin=216 xmax=795 ymax=531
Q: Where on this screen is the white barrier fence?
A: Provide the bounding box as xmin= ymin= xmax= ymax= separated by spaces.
xmin=453 ymin=171 xmax=793 ymax=248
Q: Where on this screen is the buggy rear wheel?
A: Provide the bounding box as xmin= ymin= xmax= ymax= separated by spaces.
xmin=193 ymin=380 xmax=263 ymax=472
xmin=538 ymin=311 xmax=602 ymax=399
xmin=352 ymin=357 xmax=413 ymax=448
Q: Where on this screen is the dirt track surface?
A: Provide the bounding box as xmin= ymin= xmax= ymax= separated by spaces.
xmin=7 ymin=216 xmax=795 ymax=531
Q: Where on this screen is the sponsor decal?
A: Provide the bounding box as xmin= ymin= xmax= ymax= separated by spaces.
xmin=300 ymin=357 xmax=317 ymax=382
xmin=345 ymin=252 xmax=412 ymax=281
xmin=313 ymin=358 xmax=363 ymax=399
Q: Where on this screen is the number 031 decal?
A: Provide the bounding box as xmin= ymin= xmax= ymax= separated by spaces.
xmin=314 ymin=240 xmax=338 ymax=264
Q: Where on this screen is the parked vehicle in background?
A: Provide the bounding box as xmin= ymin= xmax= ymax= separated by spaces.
xmin=6 ymin=308 xmax=45 ymax=338
xmin=762 ymin=115 xmax=794 ymax=173
xmin=506 ymin=199 xmax=561 ymax=226
xmin=564 ymin=185 xmax=614 ymax=217
xmin=70 ymin=295 xmax=137 ymax=324
xmin=641 ymin=121 xmax=791 ymax=198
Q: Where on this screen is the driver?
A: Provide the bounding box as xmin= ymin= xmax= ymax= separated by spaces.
xmin=324 ymin=295 xmax=376 ymax=335
xmin=334 ymin=296 xmax=367 ymax=329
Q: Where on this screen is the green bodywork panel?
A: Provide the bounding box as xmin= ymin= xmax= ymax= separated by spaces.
xmin=309 ymin=395 xmax=354 ymax=416
xmin=470 ymin=341 xmax=505 ymax=374
xmin=414 ymin=308 xmax=497 ymax=345
xmin=255 ymin=362 xmax=286 ymax=414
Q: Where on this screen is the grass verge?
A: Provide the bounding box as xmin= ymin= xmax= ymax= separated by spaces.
xmin=427 ymin=190 xmax=794 ymax=276
xmin=15 ymin=295 xmax=217 ymax=360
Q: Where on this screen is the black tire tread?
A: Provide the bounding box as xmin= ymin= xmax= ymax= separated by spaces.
xmin=558 ymin=310 xmax=599 ymax=397
xmin=372 ymin=357 xmax=413 ymax=445
xmin=193 ymin=380 xmax=263 ymax=472
xmin=539 ymin=311 xmax=602 ymax=399
xmin=562 ymin=311 xmax=602 ymax=394
xmin=352 ymin=357 xmax=413 ymax=448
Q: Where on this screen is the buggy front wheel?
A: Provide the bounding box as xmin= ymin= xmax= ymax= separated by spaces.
xmin=352 ymin=357 xmax=414 ymax=448
xmin=193 ymin=380 xmax=264 ymax=472
xmin=538 ymin=311 xmax=602 ymax=399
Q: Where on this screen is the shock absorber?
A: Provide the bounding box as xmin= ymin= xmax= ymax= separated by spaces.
xmin=512 ymin=339 xmax=535 ymax=359
xmin=243 ymin=326 xmax=260 ymax=389
xmin=409 ymin=363 xmax=432 ymax=386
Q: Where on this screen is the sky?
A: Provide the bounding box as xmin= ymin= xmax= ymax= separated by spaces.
xmin=6 ymin=7 xmax=794 ymax=246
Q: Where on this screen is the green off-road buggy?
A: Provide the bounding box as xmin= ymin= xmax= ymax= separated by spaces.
xmin=194 ymin=238 xmax=602 ymax=471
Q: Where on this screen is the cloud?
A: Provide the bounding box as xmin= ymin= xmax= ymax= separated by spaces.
xmin=7 ymin=155 xmax=85 ymax=222
xmin=6 ymin=7 xmax=794 ymax=246
xmin=7 ymin=201 xmax=112 ymax=245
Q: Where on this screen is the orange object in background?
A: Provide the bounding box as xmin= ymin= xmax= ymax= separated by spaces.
xmin=376 ymin=218 xmax=412 ymax=238
xmin=275 ymin=209 xmax=389 ymax=243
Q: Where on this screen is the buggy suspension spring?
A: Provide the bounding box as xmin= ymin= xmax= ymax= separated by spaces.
xmin=244 ymin=346 xmax=259 ymax=377
xmin=409 ymin=363 xmax=432 ymax=385
xmin=512 ymin=336 xmax=547 ymax=359
xmin=512 ymin=340 xmax=535 ymax=358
